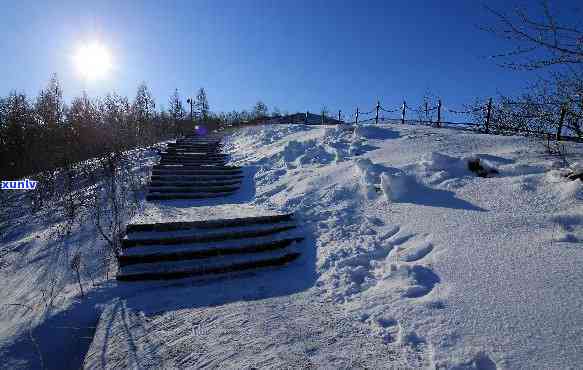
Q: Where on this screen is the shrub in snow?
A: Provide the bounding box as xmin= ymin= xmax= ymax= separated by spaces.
xmin=420 ymin=152 xmax=499 ymax=179
xmin=466 ymin=157 xmax=499 ymax=178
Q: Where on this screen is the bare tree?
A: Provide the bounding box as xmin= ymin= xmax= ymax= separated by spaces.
xmin=483 ymin=1 xmax=583 ymax=70
xmin=483 ymin=1 xmax=583 ymax=138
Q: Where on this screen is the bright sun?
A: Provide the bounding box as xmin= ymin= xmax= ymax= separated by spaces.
xmin=73 ymin=41 xmax=113 ymax=82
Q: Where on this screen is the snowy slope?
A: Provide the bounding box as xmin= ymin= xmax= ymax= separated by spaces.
xmin=3 ymin=123 xmax=583 ymax=369
xmin=0 ymin=145 xmax=161 ymax=370
xmin=85 ymin=123 xmax=583 ymax=369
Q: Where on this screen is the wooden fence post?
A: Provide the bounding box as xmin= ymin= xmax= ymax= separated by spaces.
xmin=485 ymin=98 xmax=493 ymax=134
xmin=355 ymin=107 xmax=359 ymax=124
xmin=375 ymin=101 xmax=380 ymax=124
xmin=437 ymin=99 xmax=442 ymax=127
xmin=425 ymin=102 xmax=429 ymax=124
xmin=557 ymin=103 xmax=567 ymax=141
xmin=401 ymin=101 xmax=406 ymax=124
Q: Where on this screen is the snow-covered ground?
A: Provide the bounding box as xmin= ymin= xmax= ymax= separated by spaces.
xmin=2 ymin=123 xmax=583 ymax=369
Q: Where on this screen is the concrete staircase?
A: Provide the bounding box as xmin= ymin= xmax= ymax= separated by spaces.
xmin=116 ymin=214 xmax=303 ymax=281
xmin=147 ymin=134 xmax=243 ymax=201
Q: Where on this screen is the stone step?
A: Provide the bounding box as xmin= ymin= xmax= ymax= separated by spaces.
xmin=160 ymin=153 xmax=228 ymax=160
xmin=166 ymin=150 xmax=221 ymax=154
xmin=159 ymin=157 xmax=229 ymax=162
xmin=150 ymin=174 xmax=244 ymax=181
xmin=116 ymin=249 xmax=300 ymax=281
xmin=147 ymin=184 xmax=240 ymax=193
xmin=145 ymin=191 xmax=237 ymax=201
xmin=159 ymin=159 xmax=227 ymax=164
xmin=162 ymin=151 xmax=222 ymax=155
xmin=157 ymin=163 xmax=229 ymax=168
xmin=173 ymin=141 xmax=221 ymax=146
xmin=153 ymin=164 xmax=240 ymax=170
xmin=126 ymin=214 xmax=294 ymax=233
xmin=118 ymin=236 xmax=303 ymax=266
xmin=153 ymin=164 xmax=239 ymax=170
xmin=169 ymin=146 xmax=220 ymax=150
xmin=159 ymin=158 xmax=228 ymax=163
xmin=122 ymin=221 xmax=297 ymax=248
xmin=151 ymin=169 xmax=242 ymax=176
xmin=160 ymin=150 xmax=228 ymax=156
xmin=149 ymin=179 xmax=242 ymax=187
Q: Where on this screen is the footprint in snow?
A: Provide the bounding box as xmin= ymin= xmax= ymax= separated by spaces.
xmin=384 ymin=230 xmax=434 ymax=263
xmin=400 ymin=265 xmax=440 ymax=299
xmin=374 ymin=317 xmax=401 ymax=344
xmin=398 ymin=240 xmax=434 ymax=262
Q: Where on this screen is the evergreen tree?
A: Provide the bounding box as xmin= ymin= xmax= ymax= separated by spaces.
xmin=253 ymin=101 xmax=268 ymax=119
xmin=168 ymin=88 xmax=185 ymax=121
xmin=35 ymin=73 xmax=64 ymax=127
xmin=271 ymin=106 xmax=281 ymax=117
xmin=195 ymin=88 xmax=209 ymax=119
xmin=132 ymin=82 xmax=156 ymax=122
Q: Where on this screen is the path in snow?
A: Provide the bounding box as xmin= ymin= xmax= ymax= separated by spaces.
xmin=85 ymin=129 xmax=424 ymax=368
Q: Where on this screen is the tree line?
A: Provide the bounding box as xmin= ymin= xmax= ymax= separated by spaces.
xmin=0 ymin=75 xmax=282 ymax=179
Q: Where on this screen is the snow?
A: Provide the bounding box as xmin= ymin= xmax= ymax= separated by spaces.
xmin=2 ymin=123 xmax=583 ymax=369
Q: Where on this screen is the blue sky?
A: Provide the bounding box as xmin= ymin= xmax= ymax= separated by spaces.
xmin=0 ymin=0 xmax=566 ymax=119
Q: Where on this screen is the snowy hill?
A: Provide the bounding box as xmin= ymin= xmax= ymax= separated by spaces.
xmin=2 ymin=123 xmax=583 ymax=369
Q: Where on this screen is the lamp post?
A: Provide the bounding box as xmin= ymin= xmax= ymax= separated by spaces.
xmin=186 ymin=97 xmax=194 ymax=122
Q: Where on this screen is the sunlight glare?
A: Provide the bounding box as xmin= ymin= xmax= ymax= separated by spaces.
xmin=73 ymin=41 xmax=113 ymax=82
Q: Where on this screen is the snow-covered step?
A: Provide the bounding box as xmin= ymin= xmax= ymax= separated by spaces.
xmin=150 ymin=172 xmax=243 ymax=178
xmin=168 ymin=145 xmax=220 ymax=149
xmin=150 ymin=174 xmax=244 ymax=182
xmin=153 ymin=164 xmax=239 ymax=170
xmin=172 ymin=142 xmax=221 ymax=147
xmin=164 ymin=151 xmax=221 ymax=155
xmin=162 ymin=149 xmax=226 ymax=154
xmin=159 ymin=159 xmax=227 ymax=165
xmin=145 ymin=191 xmax=237 ymax=201
xmin=116 ymin=248 xmax=300 ymax=281
xmin=147 ymin=184 xmax=240 ymax=193
xmin=126 ymin=214 xmax=294 ymax=233
xmin=166 ymin=145 xmax=221 ymax=150
xmin=159 ymin=156 xmax=228 ymax=162
xmin=122 ymin=221 xmax=297 ymax=248
xmin=165 ymin=144 xmax=223 ymax=148
xmin=149 ymin=179 xmax=242 ymax=187
xmin=160 ymin=154 xmax=229 ymax=159
xmin=151 ymin=167 xmax=241 ymax=174
xmin=169 ymin=142 xmax=223 ymax=146
xmin=163 ymin=151 xmax=220 ymax=155
xmin=118 ymin=235 xmax=304 ymax=266
xmin=160 ymin=157 xmax=227 ymax=161
xmin=151 ymin=171 xmax=242 ymax=177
